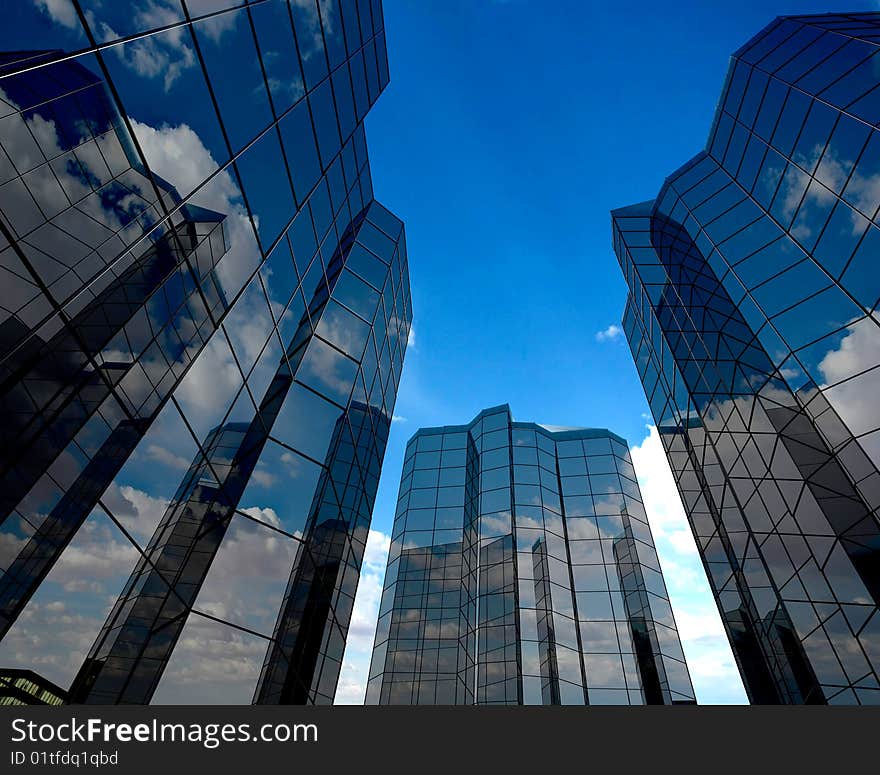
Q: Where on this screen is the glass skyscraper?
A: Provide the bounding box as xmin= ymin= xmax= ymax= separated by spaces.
xmin=0 ymin=0 xmax=410 ymax=705
xmin=366 ymin=405 xmax=696 ymax=705
xmin=0 ymin=668 xmax=66 ymax=706
xmin=614 ymin=13 xmax=880 ymax=704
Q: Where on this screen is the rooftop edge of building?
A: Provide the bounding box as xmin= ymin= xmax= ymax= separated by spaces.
xmin=731 ymin=12 xmax=880 ymax=61
xmin=614 ymin=12 xmax=880 ymax=233
xmin=405 ymin=404 xmax=630 ymax=448
xmin=610 ymin=200 xmax=655 ymax=220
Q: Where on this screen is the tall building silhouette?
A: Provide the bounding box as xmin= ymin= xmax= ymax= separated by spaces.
xmin=0 ymin=1 xmax=410 ymax=705
xmin=367 ymin=405 xmax=695 ymax=705
xmin=614 ymin=12 xmax=880 ymax=704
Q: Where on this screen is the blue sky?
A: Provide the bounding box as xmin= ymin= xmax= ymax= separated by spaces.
xmin=336 ymin=0 xmax=878 ymax=704
xmin=368 ymin=0 xmax=876 ymax=451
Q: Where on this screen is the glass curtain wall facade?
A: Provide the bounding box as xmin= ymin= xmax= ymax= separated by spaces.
xmin=0 ymin=668 xmax=67 ymax=706
xmin=0 ymin=0 xmax=411 ymax=705
xmin=366 ymin=405 xmax=696 ymax=705
xmin=613 ymin=13 xmax=880 ymax=704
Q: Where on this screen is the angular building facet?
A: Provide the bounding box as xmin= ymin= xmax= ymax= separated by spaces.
xmin=366 ymin=405 xmax=696 ymax=705
xmin=613 ymin=13 xmax=880 ymax=704
xmin=0 ymin=1 xmax=410 ymax=705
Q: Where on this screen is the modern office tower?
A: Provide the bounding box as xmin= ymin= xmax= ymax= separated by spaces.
xmin=255 ymin=400 xmax=389 ymax=703
xmin=0 ymin=2 xmax=410 ymax=705
xmin=366 ymin=405 xmax=696 ymax=705
xmin=0 ymin=52 xmax=231 ymax=639
xmin=0 ymin=668 xmax=67 ymax=706
xmin=613 ymin=13 xmax=880 ymax=705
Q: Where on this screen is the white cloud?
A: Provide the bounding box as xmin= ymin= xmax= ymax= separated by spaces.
xmin=239 ymin=505 xmax=283 ymax=531
xmin=391 ymin=414 xmax=407 ymax=424
xmin=0 ymin=598 xmax=105 ymax=688
xmin=674 ymin=600 xmax=747 ymax=702
xmin=172 ymin=281 xmax=284 ymax=436
xmin=250 ymin=468 xmax=277 ymax=488
xmin=630 ymin=424 xmax=689 ymax=539
xmin=335 ymin=529 xmax=390 ymax=704
xmin=781 ymin=142 xmax=880 ymax=238
xmin=0 ymin=484 xmax=298 ymax=699
xmin=130 ymin=119 xmax=240 ymax=209
xmin=132 ymin=119 xmax=268 ymax=300
xmin=818 ymin=314 xmax=880 ymax=468
xmin=279 ymin=451 xmax=308 ymax=479
xmin=687 ymin=649 xmax=740 ymax=682
xmin=262 ymin=75 xmax=306 ymax=104
xmin=151 ymin=613 xmax=267 ymax=704
xmin=101 ymin=483 xmax=169 ymax=544
xmin=407 ymin=325 xmax=416 ymax=349
xmin=290 ymin=0 xmax=333 ymax=60
xmin=362 ymin=529 xmax=391 ymax=572
xmin=194 ymin=508 xmax=299 ymax=637
xmin=196 ymin=516 xmax=295 ymax=587
xmin=186 ymin=0 xmax=240 ymax=42
xmin=168 ymin=331 xmax=245 ymax=430
xmin=299 ymin=336 xmax=359 ymax=399
xmin=778 ymin=144 xmax=836 ymax=236
xmin=0 ymin=84 xmax=156 ymax=332
xmin=152 ymin=510 xmax=301 ymax=701
xmin=0 ymin=519 xmax=30 ymax=570
xmin=43 ymin=517 xmax=139 ymax=585
xmin=130 ymin=119 xmax=276 ymax=428
xmin=72 ymin=0 xmax=242 ymax=101
xmin=595 ymin=323 xmax=622 ymax=342
xmin=25 ymin=116 xmax=263 ymax=438
xmin=666 ymin=528 xmax=699 ymax=555
xmin=105 ymin=161 xmax=257 ymax=419
xmin=631 ymin=424 xmax=748 ymax=704
xmin=658 ymin=556 xmax=700 ymax=591
xmin=674 ymin=607 xmax=728 ymax=642
xmin=0 ymin=92 xmax=290 ymax=701
xmin=0 ymin=503 xmax=161 ymax=689
xmin=144 ymin=443 xmax=191 ymax=471
xmin=32 ymin=0 xmax=80 ymax=30
xmin=819 ymin=315 xmax=880 ymax=390
xmin=93 ymin=2 xmax=197 ymax=92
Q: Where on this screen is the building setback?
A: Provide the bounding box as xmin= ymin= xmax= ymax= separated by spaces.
xmin=0 ymin=1 xmax=410 ymax=705
xmin=366 ymin=405 xmax=696 ymax=705
xmin=613 ymin=13 xmax=880 ymax=704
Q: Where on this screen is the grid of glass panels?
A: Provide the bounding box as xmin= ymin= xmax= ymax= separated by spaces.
xmin=366 ymin=405 xmax=696 ymax=705
xmin=0 ymin=669 xmax=66 ymax=706
xmin=613 ymin=12 xmax=880 ymax=704
xmin=0 ymin=0 xmax=411 ymax=705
